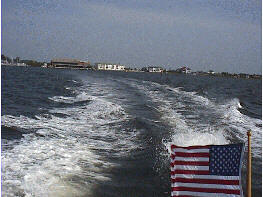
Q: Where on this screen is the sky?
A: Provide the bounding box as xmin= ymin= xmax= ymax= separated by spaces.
xmin=1 ymin=0 xmax=262 ymax=74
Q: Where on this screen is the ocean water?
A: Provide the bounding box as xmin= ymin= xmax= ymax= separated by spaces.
xmin=1 ymin=66 xmax=262 ymax=197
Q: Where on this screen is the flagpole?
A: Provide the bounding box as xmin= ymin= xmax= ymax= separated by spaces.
xmin=247 ymin=130 xmax=251 ymax=197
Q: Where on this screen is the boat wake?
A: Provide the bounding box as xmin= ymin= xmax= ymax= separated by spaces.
xmin=1 ymin=87 xmax=139 ymax=196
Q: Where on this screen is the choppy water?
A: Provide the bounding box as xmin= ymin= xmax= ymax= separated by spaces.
xmin=1 ymin=66 xmax=262 ymax=197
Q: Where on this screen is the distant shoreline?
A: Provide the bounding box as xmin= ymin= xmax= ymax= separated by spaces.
xmin=2 ymin=64 xmax=261 ymax=80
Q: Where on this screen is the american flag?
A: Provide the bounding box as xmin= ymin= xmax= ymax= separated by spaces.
xmin=170 ymin=143 xmax=244 ymax=197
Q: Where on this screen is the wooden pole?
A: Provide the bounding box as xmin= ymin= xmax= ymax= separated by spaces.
xmin=247 ymin=130 xmax=252 ymax=197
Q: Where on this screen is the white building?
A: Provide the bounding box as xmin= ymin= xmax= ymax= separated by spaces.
xmin=148 ymin=66 xmax=164 ymax=72
xmin=176 ymin=67 xmax=191 ymax=74
xmin=95 ymin=63 xmax=125 ymax=71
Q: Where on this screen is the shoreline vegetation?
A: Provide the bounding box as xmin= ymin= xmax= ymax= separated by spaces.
xmin=1 ymin=54 xmax=261 ymax=80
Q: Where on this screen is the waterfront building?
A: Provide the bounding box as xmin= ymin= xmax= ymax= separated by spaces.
xmin=1 ymin=59 xmax=9 ymax=65
xmin=142 ymin=66 xmax=164 ymax=72
xmin=176 ymin=67 xmax=191 ymax=74
xmin=50 ymin=58 xmax=90 ymax=69
xmin=239 ymin=73 xmax=250 ymax=79
xmin=94 ymin=63 xmax=125 ymax=71
xmin=148 ymin=66 xmax=164 ymax=72
xmin=16 ymin=63 xmax=27 ymax=66
xmin=208 ymin=70 xmax=215 ymax=74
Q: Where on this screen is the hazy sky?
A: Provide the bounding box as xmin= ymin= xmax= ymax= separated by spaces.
xmin=1 ymin=0 xmax=262 ymax=74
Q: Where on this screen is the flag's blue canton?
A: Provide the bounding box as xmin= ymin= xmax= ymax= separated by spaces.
xmin=209 ymin=144 xmax=243 ymax=176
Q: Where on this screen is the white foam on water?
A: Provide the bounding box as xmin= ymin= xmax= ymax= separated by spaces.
xmin=121 ymin=81 xmax=228 ymax=152
xmin=156 ymin=94 xmax=229 ymax=154
xmin=166 ymin=130 xmax=229 ymax=154
xmin=166 ymin=86 xmax=213 ymax=106
xmin=3 ymin=76 xmax=261 ymax=195
xmin=49 ymin=92 xmax=94 ymax=104
xmin=160 ymin=100 xmax=229 ymax=155
xmin=127 ymin=81 xmax=261 ymax=159
xmin=219 ymin=98 xmax=262 ymax=158
xmin=169 ymin=90 xmax=261 ymax=158
xmin=2 ymin=88 xmax=138 ymax=196
xmin=2 ymin=116 xmax=112 ymax=197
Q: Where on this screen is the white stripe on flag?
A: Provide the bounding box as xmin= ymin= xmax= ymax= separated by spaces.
xmin=171 ymin=182 xmax=240 ymax=190
xmin=171 ymin=165 xmax=209 ymax=171
xmin=171 ymin=191 xmax=240 ymax=197
xmin=171 ymin=157 xmax=209 ymax=162
xmin=172 ymin=148 xmax=209 ymax=153
xmin=171 ymin=174 xmax=240 ymax=180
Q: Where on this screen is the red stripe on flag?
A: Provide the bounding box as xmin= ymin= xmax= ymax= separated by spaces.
xmin=171 ymin=178 xmax=240 ymax=185
xmin=171 ymin=170 xmax=210 ymax=175
xmin=172 ymin=187 xmax=241 ymax=195
xmin=171 ymin=152 xmax=209 ymax=158
xmin=171 ymin=145 xmax=210 ymax=150
xmin=171 ymin=161 xmax=209 ymax=167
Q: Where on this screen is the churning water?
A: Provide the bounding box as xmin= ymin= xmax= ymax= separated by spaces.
xmin=1 ymin=66 xmax=262 ymax=196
